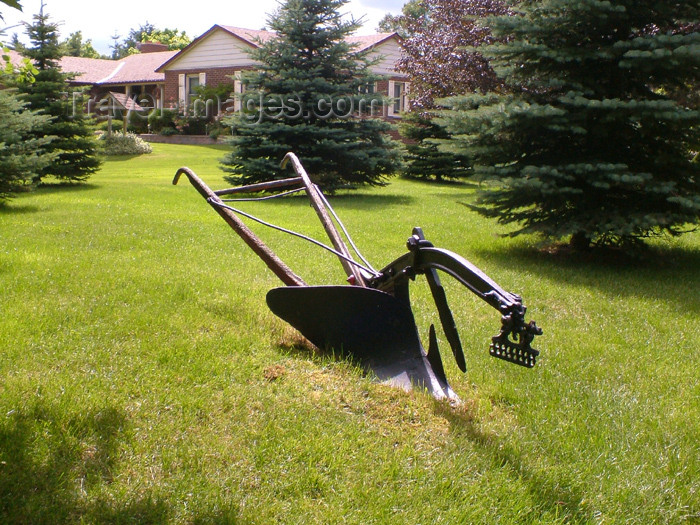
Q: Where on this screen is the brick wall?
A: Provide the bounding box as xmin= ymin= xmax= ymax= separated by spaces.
xmin=163 ymin=67 xmax=253 ymax=110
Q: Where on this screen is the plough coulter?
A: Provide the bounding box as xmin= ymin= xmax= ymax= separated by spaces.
xmin=173 ymin=153 xmax=542 ymax=401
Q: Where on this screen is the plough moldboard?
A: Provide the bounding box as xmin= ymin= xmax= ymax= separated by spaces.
xmin=173 ymin=153 xmax=542 ymax=402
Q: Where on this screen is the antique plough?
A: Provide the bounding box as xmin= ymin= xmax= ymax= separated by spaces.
xmin=173 ymin=153 xmax=542 ymax=401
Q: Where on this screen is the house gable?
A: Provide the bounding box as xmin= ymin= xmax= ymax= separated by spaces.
xmin=363 ymin=36 xmax=406 ymax=78
xmin=158 ymin=26 xmax=260 ymax=72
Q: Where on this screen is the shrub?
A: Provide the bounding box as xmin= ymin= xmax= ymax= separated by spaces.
xmin=126 ymin=114 xmax=149 ymax=134
xmin=208 ymin=123 xmax=229 ymax=141
xmin=96 ymin=117 xmax=148 ymax=135
xmin=148 ymin=109 xmax=178 ymax=133
xmin=159 ymin=126 xmax=178 ymax=136
xmin=100 ymin=132 xmax=153 ymax=156
xmin=173 ymin=114 xmax=207 ymax=135
xmin=97 ymin=118 xmax=123 ymax=133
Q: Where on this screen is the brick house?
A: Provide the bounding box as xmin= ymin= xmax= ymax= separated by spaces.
xmin=154 ymin=25 xmax=409 ymax=119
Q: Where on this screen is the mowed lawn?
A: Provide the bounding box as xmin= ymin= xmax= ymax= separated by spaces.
xmin=1 ymin=143 xmax=698 ymax=524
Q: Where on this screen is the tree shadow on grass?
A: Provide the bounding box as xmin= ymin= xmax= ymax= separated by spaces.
xmin=473 ymin=242 xmax=700 ymax=312
xmin=432 ymin=401 xmax=594 ymax=523
xmin=82 ymin=497 xmax=170 ymax=525
xmin=102 ymin=154 xmax=143 ymax=162
xmin=35 ymin=182 xmax=101 ymax=195
xmin=400 ymin=176 xmax=480 ymax=189
xmin=0 ymin=184 xmax=101 ymax=216
xmin=0 ymin=203 xmax=41 ymax=215
xmin=0 ymin=402 xmax=168 ymax=524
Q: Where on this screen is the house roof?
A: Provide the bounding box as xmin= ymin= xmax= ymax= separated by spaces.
xmin=155 ymin=24 xmax=399 ymax=72
xmin=218 ymin=25 xmax=277 ymax=45
xmin=346 ymin=33 xmax=398 ymax=51
xmin=104 ymin=51 xmax=177 ymax=84
xmin=4 ymin=49 xmax=26 ymax=68
xmin=61 ymin=50 xmax=177 ymax=85
xmin=59 ymin=56 xmax=124 ymax=84
xmin=107 ymin=91 xmax=144 ymax=111
xmin=4 ymin=48 xmax=176 ymax=85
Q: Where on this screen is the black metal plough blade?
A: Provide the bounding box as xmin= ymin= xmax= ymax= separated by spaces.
xmin=266 ymin=285 xmax=457 ymax=399
xmin=173 ymin=153 xmax=542 ymax=402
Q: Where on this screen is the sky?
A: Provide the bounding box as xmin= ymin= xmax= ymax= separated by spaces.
xmin=1 ymin=0 xmax=405 ymax=56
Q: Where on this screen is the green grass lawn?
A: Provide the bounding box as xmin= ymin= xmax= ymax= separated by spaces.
xmin=1 ymin=143 xmax=698 ymax=524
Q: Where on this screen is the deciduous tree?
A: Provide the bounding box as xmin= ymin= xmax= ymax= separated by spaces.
xmin=397 ymin=0 xmax=509 ymax=110
xmin=110 ymin=23 xmax=190 ymax=59
xmin=61 ymin=31 xmax=100 ymax=58
xmin=0 ymin=0 xmax=22 ymax=21
xmin=376 ymin=0 xmax=428 ymax=37
xmin=389 ymin=0 xmax=509 ymax=181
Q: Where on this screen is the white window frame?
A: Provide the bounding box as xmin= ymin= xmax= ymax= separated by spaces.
xmin=233 ymin=71 xmax=244 ymax=112
xmin=388 ymin=80 xmax=409 ymax=117
xmin=187 ymin=74 xmax=203 ymax=104
xmin=179 ymin=73 xmax=206 ymax=115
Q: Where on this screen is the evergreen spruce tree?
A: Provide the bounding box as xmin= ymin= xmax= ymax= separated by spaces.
xmin=18 ymin=4 xmax=101 ymax=183
xmin=221 ymin=0 xmax=401 ymax=191
xmin=399 ymin=112 xmax=472 ymax=181
xmin=1 ymin=4 xmax=55 ymax=202
xmin=443 ymin=1 xmax=700 ymax=248
xmin=0 ymin=88 xmax=54 ymax=201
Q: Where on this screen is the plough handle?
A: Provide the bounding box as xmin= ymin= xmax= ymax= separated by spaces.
xmin=214 ymin=177 xmax=304 ymax=196
xmin=281 ymin=153 xmax=367 ymax=287
xmin=173 ymin=167 xmax=306 ymax=287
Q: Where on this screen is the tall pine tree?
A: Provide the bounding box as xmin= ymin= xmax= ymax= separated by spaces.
xmin=1 ymin=34 xmax=55 ymax=201
xmin=443 ymin=1 xmax=700 ymax=248
xmin=0 ymin=89 xmax=54 ymax=201
xmin=220 ymin=0 xmax=401 ymax=191
xmin=18 ymin=3 xmax=101 ymax=183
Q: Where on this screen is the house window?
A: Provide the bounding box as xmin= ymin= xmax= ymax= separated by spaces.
xmin=187 ymin=75 xmax=200 ymax=105
xmin=393 ymin=81 xmax=407 ymax=114
xmin=359 ymin=82 xmax=376 ymax=95
xmin=357 ymin=82 xmax=379 ymax=117
xmin=387 ymin=80 xmax=409 ymax=117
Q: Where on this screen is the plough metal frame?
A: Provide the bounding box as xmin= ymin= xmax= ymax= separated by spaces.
xmin=173 ymin=153 xmax=542 ymax=401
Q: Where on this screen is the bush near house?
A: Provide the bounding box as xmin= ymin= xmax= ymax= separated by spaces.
xmin=148 ymin=108 xmax=178 ymax=134
xmin=99 ymin=131 xmax=152 ymax=156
